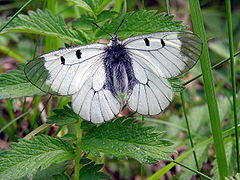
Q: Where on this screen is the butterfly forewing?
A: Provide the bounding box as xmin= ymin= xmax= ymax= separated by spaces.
xmin=123 ymin=32 xmax=202 ymax=79
xmin=24 ymin=44 xmax=106 ymax=95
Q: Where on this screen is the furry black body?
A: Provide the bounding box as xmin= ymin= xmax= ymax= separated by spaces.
xmin=103 ymin=36 xmax=137 ymax=98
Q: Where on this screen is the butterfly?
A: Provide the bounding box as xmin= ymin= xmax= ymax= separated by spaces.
xmin=24 ymin=22 xmax=202 ymax=124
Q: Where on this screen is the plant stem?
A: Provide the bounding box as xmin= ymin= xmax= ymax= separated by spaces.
xmin=184 ymin=50 xmax=240 ymax=85
xmin=24 ymin=123 xmax=51 ymax=139
xmin=173 ymin=161 xmax=212 ymax=180
xmin=166 ymin=0 xmax=171 ymax=15
xmin=0 ymin=0 xmax=33 ymax=32
xmin=188 ymin=0 xmax=228 ymax=179
xmin=74 ymin=119 xmax=83 ymax=180
xmin=225 ymin=0 xmax=239 ymax=172
xmin=180 ymin=92 xmax=200 ymax=173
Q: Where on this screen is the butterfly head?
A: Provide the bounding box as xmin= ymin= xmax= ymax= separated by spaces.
xmin=108 ymin=34 xmax=121 ymax=46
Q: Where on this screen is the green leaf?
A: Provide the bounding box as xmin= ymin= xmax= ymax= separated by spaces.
xmin=5 ymin=9 xmax=87 ymax=44
xmin=79 ymin=162 xmax=110 ymax=180
xmin=47 ymin=106 xmax=79 ymax=126
xmin=0 ymin=69 xmax=44 ymax=99
xmin=69 ymin=0 xmax=106 ymax=14
xmin=33 ymin=162 xmax=68 ymax=180
xmin=0 ymin=135 xmax=75 ymax=180
xmin=96 ymin=10 xmax=188 ymax=39
xmin=80 ymin=117 xmax=174 ymax=164
xmin=53 ymin=174 xmax=71 ymax=180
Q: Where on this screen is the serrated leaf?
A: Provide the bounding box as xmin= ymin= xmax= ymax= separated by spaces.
xmin=33 ymin=162 xmax=68 ymax=180
xmin=0 ymin=135 xmax=75 ymax=180
xmin=80 ymin=118 xmax=174 ymax=164
xmin=69 ymin=0 xmax=105 ymax=14
xmin=5 ymin=9 xmax=87 ymax=44
xmin=47 ymin=106 xmax=79 ymax=126
xmin=0 ymin=69 xmax=44 ymax=99
xmin=53 ymin=174 xmax=71 ymax=180
xmin=79 ymin=162 xmax=110 ymax=180
xmin=96 ymin=10 xmax=188 ymax=39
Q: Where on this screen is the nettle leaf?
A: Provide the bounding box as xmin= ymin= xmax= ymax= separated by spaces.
xmin=0 ymin=69 xmax=44 ymax=99
xmin=96 ymin=10 xmax=188 ymax=39
xmin=33 ymin=161 xmax=68 ymax=180
xmin=72 ymin=11 xmax=118 ymax=32
xmin=80 ymin=118 xmax=174 ymax=164
xmin=79 ymin=162 xmax=110 ymax=180
xmin=69 ymin=0 xmax=105 ymax=14
xmin=53 ymin=174 xmax=71 ymax=180
xmin=5 ymin=9 xmax=87 ymax=44
xmin=0 ymin=135 xmax=75 ymax=180
xmin=47 ymin=106 xmax=79 ymax=126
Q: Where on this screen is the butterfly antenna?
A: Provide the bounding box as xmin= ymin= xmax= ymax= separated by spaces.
xmin=114 ymin=19 xmax=124 ymax=35
xmin=92 ymin=22 xmax=112 ymax=38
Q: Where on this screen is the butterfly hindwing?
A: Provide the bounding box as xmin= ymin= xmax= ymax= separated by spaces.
xmin=24 ymin=44 xmax=106 ymax=95
xmin=124 ymin=31 xmax=202 ymax=78
xmin=72 ymin=62 xmax=122 ymax=123
xmin=127 ymin=63 xmax=173 ymax=115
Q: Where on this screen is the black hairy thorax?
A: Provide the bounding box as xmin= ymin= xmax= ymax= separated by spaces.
xmin=103 ymin=36 xmax=137 ymax=99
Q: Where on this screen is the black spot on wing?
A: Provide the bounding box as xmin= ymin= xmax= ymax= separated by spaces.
xmin=161 ymin=39 xmax=165 ymax=47
xmin=144 ymin=38 xmax=150 ymax=46
xmin=76 ymin=49 xmax=82 ymax=59
xmin=61 ymin=56 xmax=65 ymax=65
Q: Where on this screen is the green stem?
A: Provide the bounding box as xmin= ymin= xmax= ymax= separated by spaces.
xmin=184 ymin=50 xmax=240 ymax=85
xmin=173 ymin=161 xmax=212 ymax=180
xmin=0 ymin=0 xmax=33 ymax=32
xmin=74 ymin=119 xmax=83 ymax=180
xmin=180 ymin=92 xmax=200 ymax=173
xmin=166 ymin=0 xmax=171 ymax=15
xmin=188 ymin=0 xmax=228 ymax=179
xmin=225 ymin=0 xmax=239 ymax=172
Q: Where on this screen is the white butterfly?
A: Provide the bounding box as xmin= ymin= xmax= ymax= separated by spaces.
xmin=25 ymin=31 xmax=202 ymax=124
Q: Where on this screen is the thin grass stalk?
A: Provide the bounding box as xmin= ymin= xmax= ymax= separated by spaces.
xmin=225 ymin=0 xmax=239 ymax=172
xmin=188 ymin=0 xmax=228 ymax=179
xmin=180 ymin=92 xmax=200 ymax=173
xmin=0 ymin=0 xmax=33 ymax=32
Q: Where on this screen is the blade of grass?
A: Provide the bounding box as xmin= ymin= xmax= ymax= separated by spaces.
xmin=225 ymin=0 xmax=239 ymax=172
xmin=0 ymin=0 xmax=33 ymax=32
xmin=147 ymin=124 xmax=240 ymax=180
xmin=184 ymin=50 xmax=240 ymax=85
xmin=0 ymin=111 xmax=30 ymax=134
xmin=180 ymin=91 xmax=200 ymax=173
xmin=173 ymin=161 xmax=212 ymax=180
xmin=188 ymin=0 xmax=228 ymax=179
